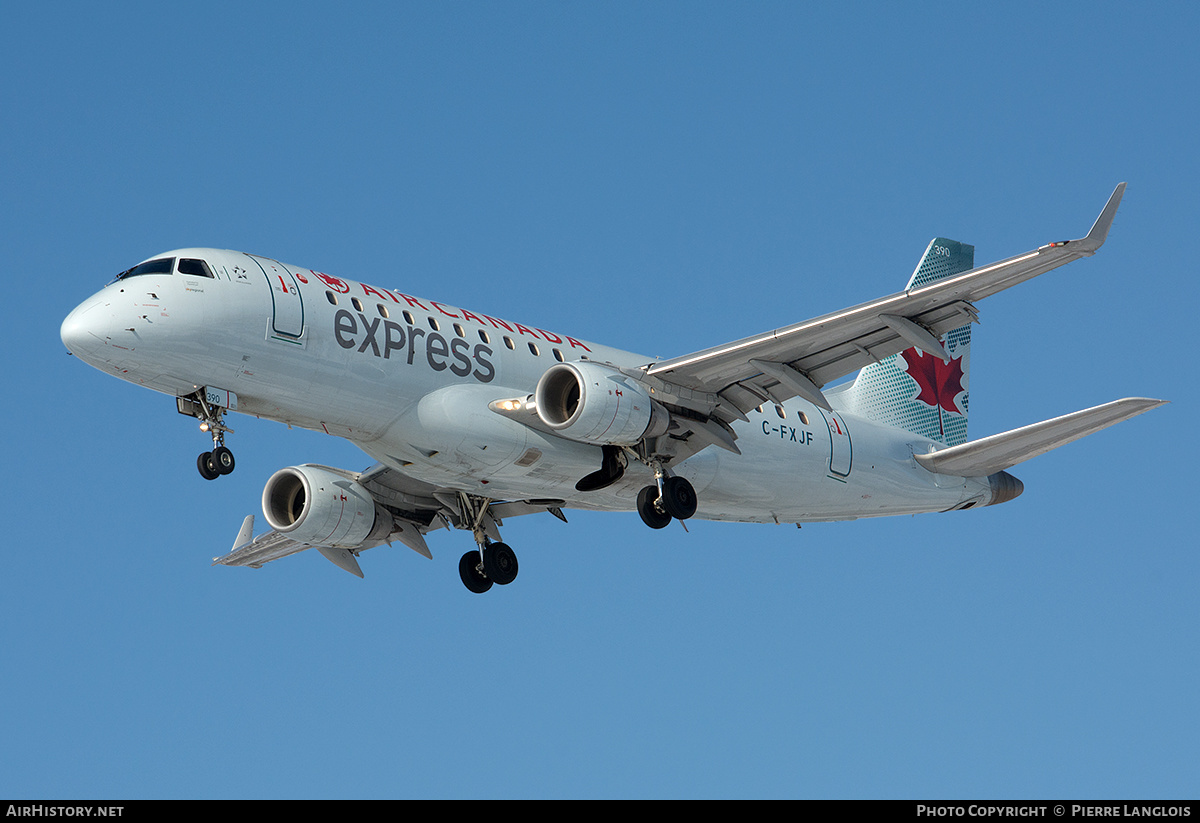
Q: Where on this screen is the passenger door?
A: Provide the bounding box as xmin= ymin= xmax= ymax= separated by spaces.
xmin=246 ymin=254 xmax=304 ymax=340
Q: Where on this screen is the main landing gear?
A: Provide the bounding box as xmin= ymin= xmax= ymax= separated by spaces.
xmin=459 ymin=541 xmax=519 ymax=594
xmin=453 ymin=492 xmax=520 ymax=594
xmin=636 ymin=470 xmax=697 ymax=530
xmin=577 ymin=446 xmax=698 ymax=531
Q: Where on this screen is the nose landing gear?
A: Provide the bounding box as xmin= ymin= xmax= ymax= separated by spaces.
xmin=197 ymin=444 xmax=235 ymax=480
xmin=178 ymin=389 xmax=237 ymax=480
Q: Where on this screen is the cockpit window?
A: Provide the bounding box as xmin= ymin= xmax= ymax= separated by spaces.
xmin=178 ymin=258 xmax=214 ymax=278
xmin=116 ymin=257 xmax=175 ymax=281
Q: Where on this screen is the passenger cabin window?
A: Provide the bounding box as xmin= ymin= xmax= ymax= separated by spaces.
xmin=116 ymin=257 xmax=174 ymax=280
xmin=178 ymin=258 xmax=214 ymax=278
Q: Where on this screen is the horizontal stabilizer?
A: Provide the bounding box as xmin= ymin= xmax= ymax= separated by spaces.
xmin=915 ymin=397 xmax=1166 ymax=477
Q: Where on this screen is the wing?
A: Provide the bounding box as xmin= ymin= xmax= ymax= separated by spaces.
xmin=212 ymin=462 xmax=569 ymax=577
xmin=211 ymin=519 xmax=384 ymax=577
xmin=642 ymin=184 xmax=1126 ymax=425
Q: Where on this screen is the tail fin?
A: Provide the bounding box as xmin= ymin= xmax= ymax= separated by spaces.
xmin=832 ymin=238 xmax=974 ymax=446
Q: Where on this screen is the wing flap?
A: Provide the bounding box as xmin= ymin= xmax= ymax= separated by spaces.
xmin=914 ymin=397 xmax=1165 ymax=477
xmin=318 ymin=547 xmax=364 ymax=578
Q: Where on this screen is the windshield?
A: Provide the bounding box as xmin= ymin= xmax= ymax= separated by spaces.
xmin=178 ymin=258 xmax=213 ymax=278
xmin=114 ymin=257 xmax=175 ymax=282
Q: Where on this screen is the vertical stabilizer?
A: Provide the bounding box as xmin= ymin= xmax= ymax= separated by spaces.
xmin=833 ymin=238 xmax=974 ymax=446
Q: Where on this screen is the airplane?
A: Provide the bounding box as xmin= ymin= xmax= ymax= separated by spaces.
xmin=60 ymin=183 xmax=1164 ymax=593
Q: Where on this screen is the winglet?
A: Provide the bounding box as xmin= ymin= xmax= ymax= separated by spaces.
xmin=1077 ymin=182 xmax=1126 ymax=253
xmin=232 ymin=515 xmax=254 ymax=552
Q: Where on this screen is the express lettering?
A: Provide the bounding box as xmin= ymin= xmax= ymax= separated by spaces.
xmin=333 ymin=310 xmax=495 ymax=383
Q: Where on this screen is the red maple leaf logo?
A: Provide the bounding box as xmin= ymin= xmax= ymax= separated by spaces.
xmin=314 ymin=272 xmax=350 ymax=293
xmin=901 ymin=347 xmax=966 ymax=416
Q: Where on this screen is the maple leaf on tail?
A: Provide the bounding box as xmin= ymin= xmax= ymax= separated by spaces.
xmin=901 ymin=347 xmax=967 ymax=437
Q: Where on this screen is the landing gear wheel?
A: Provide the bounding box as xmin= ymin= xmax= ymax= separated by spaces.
xmin=459 ymin=551 xmax=493 ymax=594
xmin=483 ymin=542 xmax=519 ymax=585
xmin=637 ymin=485 xmax=672 ymax=529
xmin=661 ymin=476 xmax=697 ymax=520
xmin=211 ymin=445 xmax=235 ymax=475
xmin=197 ymin=451 xmax=220 ymax=481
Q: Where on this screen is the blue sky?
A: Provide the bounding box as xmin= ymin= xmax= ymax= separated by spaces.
xmin=2 ymin=2 xmax=1196 ymax=799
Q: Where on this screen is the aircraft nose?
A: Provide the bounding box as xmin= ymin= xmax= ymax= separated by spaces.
xmin=61 ymin=292 xmax=134 ymax=368
xmin=61 ymin=299 xmax=98 ymax=356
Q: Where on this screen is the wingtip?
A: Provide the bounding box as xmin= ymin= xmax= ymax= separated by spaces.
xmin=1082 ymin=396 xmax=1168 ymax=422
xmin=1120 ymin=396 xmax=1169 ymax=413
xmin=1079 ymin=182 xmax=1127 ymax=251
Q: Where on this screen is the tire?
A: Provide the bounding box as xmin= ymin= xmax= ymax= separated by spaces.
xmin=197 ymin=451 xmax=220 ymax=481
xmin=483 ymin=542 xmax=519 ymax=586
xmin=637 ymin=485 xmax=672 ymax=529
xmin=211 ymin=445 xmax=235 ymax=475
xmin=661 ymin=476 xmax=697 ymax=520
xmin=459 ymin=551 xmax=493 ymax=594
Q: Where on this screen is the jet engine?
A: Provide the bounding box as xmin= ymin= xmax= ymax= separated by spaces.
xmin=261 ymin=465 xmax=391 ymax=548
xmin=534 ymin=361 xmax=669 ymax=446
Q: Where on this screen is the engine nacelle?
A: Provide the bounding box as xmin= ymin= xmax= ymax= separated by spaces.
xmin=534 ymin=361 xmax=669 ymax=446
xmin=262 ymin=465 xmax=388 ymax=548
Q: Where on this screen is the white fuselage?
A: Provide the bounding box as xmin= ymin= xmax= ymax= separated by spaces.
xmin=61 ymin=248 xmax=993 ymax=523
